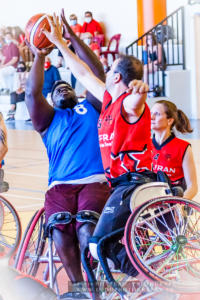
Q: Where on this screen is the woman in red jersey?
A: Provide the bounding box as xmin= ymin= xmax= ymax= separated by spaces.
xmin=151 ymin=100 xmax=198 ymax=199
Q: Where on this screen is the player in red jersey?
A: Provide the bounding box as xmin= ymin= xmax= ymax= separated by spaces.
xmin=151 ymin=100 xmax=198 ymax=199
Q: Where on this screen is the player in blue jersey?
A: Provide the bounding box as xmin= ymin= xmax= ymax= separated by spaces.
xmin=25 ymin=24 xmax=110 ymax=299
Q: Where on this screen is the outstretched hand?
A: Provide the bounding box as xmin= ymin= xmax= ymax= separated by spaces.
xmin=25 ymin=39 xmax=54 ymax=58
xmin=127 ymin=80 xmax=149 ymax=95
xmin=61 ymin=8 xmax=74 ymax=40
xmin=42 ymin=13 xmax=63 ymax=46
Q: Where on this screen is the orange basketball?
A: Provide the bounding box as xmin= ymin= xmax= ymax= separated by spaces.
xmin=25 ymin=13 xmax=53 ymax=49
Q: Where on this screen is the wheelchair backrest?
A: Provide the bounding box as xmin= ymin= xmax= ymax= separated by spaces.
xmin=130 ymin=182 xmax=171 ymax=211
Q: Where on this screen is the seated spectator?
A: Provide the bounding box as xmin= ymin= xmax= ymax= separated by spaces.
xmin=11 ymin=26 xmax=25 ymax=45
xmin=0 ymin=27 xmax=5 ymax=49
xmin=0 ymin=30 xmax=19 ymax=94
xmin=42 ymin=56 xmax=61 ymax=98
xmin=69 ymin=14 xmax=82 ymax=37
xmin=6 ymin=61 xmax=28 ymax=121
xmin=81 ymin=11 xmax=103 ymax=37
xmin=143 ymin=32 xmax=166 ymax=84
xmin=82 ymin=32 xmax=100 ymax=57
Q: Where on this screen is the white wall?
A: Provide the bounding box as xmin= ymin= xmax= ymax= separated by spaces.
xmin=167 ymin=0 xmax=188 ymax=14
xmin=0 ymin=0 xmax=138 ymax=50
xmin=166 ymin=0 xmax=200 ymax=119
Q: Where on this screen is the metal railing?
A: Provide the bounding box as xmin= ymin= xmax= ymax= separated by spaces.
xmin=126 ymin=6 xmax=185 ymax=96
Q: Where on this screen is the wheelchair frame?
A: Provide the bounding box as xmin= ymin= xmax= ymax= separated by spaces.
xmin=15 ymin=181 xmax=200 ymax=300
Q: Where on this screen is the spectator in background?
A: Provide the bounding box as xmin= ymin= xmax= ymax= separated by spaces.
xmin=69 ymin=14 xmax=82 ymax=37
xmin=0 ymin=30 xmax=19 ymax=94
xmin=143 ymin=32 xmax=166 ymax=84
xmin=42 ymin=56 xmax=61 ymax=98
xmin=11 ymin=26 xmax=25 ymax=45
xmin=0 ymin=27 xmax=5 ymax=49
xmin=6 ymin=61 xmax=28 ymax=121
xmin=81 ymin=11 xmax=103 ymax=37
xmin=82 ymin=32 xmax=100 ymax=58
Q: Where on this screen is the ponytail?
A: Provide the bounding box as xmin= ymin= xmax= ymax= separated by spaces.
xmin=176 ymin=109 xmax=193 ymax=133
xmin=156 ymin=100 xmax=193 ymax=134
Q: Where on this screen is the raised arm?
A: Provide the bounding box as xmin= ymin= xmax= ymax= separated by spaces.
xmin=61 ymin=9 xmax=105 ymax=112
xmin=43 ymin=14 xmax=105 ymax=103
xmin=123 ymin=80 xmax=149 ymax=123
xmin=25 ymin=46 xmax=54 ymax=133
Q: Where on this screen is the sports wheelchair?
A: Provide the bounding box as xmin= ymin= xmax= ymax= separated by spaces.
xmin=14 ymin=207 xmax=100 ymax=297
xmin=0 ymin=169 xmax=21 ymax=259
xmin=84 ymin=177 xmax=200 ymax=299
xmin=15 ymin=176 xmax=200 ymax=299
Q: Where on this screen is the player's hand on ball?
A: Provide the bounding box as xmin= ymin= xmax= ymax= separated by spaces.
xmin=43 ymin=13 xmax=63 ymax=46
xmin=25 ymin=39 xmax=53 ymax=57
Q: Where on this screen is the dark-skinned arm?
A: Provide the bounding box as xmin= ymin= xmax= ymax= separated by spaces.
xmin=25 ymin=46 xmax=54 ymax=133
xmin=61 ymin=9 xmax=105 ymax=113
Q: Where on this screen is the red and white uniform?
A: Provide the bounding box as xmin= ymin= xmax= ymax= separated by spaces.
xmin=152 ymin=134 xmax=190 ymax=184
xmin=98 ymin=90 xmax=152 ymax=180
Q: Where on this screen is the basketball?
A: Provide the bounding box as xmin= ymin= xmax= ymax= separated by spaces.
xmin=25 ymin=13 xmax=53 ymax=49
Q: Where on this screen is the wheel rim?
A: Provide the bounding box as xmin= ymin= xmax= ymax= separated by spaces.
xmin=125 ymin=197 xmax=200 ymax=293
xmin=0 ymin=196 xmax=21 ymax=258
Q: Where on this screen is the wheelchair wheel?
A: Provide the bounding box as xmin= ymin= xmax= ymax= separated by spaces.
xmin=125 ymin=196 xmax=200 ymax=294
xmin=15 ymin=208 xmax=46 ymax=276
xmin=15 ymin=208 xmax=66 ymax=296
xmin=0 ymin=195 xmax=21 ymax=258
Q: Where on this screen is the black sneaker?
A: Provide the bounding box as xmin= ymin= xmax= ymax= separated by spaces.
xmin=60 ymin=292 xmax=90 ymax=299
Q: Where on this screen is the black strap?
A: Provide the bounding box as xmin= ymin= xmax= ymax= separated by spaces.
xmin=108 ymin=171 xmax=156 ymax=188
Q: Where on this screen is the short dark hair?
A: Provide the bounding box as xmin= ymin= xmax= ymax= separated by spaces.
xmin=85 ymin=11 xmax=92 ymax=17
xmin=51 ymin=80 xmax=73 ymax=99
xmin=115 ymin=55 xmax=143 ymax=87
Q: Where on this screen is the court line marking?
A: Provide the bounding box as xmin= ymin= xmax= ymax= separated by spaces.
xmin=5 ymin=171 xmax=48 ymax=178
xmin=17 ymin=204 xmax=44 ymax=209
xmin=4 ymin=193 xmax=44 ymax=201
xmin=10 ymin=187 xmax=45 ymax=194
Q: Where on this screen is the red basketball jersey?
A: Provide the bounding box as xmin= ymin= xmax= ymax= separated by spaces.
xmin=98 ymin=90 xmax=152 ymax=179
xmin=152 ymin=134 xmax=190 ymax=182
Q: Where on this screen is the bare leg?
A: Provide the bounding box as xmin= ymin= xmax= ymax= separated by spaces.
xmin=53 ymin=228 xmax=83 ymax=283
xmin=77 ymin=223 xmax=95 ymax=252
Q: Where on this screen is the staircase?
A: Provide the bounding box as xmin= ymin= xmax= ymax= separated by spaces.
xmin=126 ymin=7 xmax=185 ymax=97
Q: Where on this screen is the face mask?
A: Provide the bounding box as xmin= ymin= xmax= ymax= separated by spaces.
xmin=17 ymin=67 xmax=26 ymax=72
xmin=5 ymin=38 xmax=11 ymax=44
xmin=85 ymin=17 xmax=92 ymax=24
xmin=84 ymin=38 xmax=91 ymax=46
xmin=44 ymin=61 xmax=51 ymax=70
xmin=70 ymin=19 xmax=77 ymax=26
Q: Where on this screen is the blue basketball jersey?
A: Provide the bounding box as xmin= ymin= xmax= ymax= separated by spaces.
xmin=43 ymin=100 xmax=104 ymax=186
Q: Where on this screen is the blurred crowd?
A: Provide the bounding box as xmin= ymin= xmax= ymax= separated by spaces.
xmin=0 ymin=11 xmax=111 ymax=121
